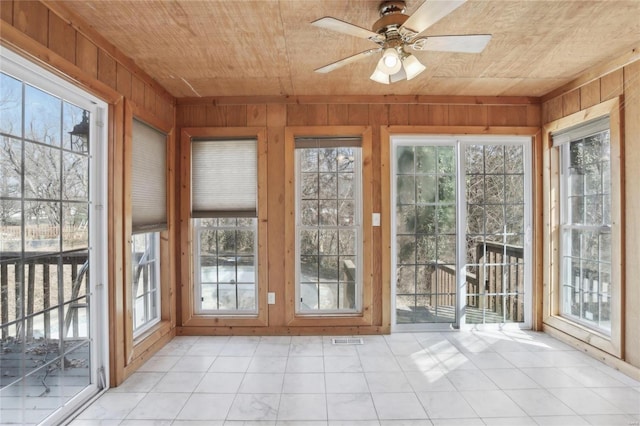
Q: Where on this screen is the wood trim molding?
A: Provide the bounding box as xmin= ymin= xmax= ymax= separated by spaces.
xmin=542 ymin=97 xmax=624 ymax=358
xmin=284 ymin=126 xmax=374 ymax=328
xmin=177 ymin=95 xmax=541 ymax=107
xmin=178 ymin=127 xmax=269 ymax=329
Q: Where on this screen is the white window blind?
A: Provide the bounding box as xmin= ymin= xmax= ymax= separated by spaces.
xmin=191 ymin=138 xmax=257 ymax=217
xmin=131 ymin=119 xmax=167 ymax=233
xmin=552 ymin=116 xmax=609 ymax=147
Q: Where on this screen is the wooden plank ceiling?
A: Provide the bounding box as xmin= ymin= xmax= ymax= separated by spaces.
xmin=59 ymin=0 xmax=640 ymax=98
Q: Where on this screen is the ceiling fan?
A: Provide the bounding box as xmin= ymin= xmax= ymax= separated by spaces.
xmin=312 ymin=0 xmax=491 ymax=84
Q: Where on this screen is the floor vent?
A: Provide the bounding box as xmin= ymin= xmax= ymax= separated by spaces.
xmin=331 ymin=337 xmax=364 ymax=345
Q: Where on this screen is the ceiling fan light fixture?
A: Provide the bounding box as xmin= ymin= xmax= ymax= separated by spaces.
xmin=370 ymin=68 xmax=391 ymax=84
xmin=402 ymin=54 xmax=426 ymax=80
xmin=377 ymin=48 xmax=402 ymax=74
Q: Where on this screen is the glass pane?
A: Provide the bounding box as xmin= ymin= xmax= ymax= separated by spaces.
xmin=397 ymin=176 xmax=415 ymax=204
xmin=318 ymin=200 xmax=337 ymax=226
xmin=300 ymin=283 xmax=319 ymax=310
xmin=484 ymin=145 xmax=504 ymax=174
xmin=396 ymin=205 xmax=416 ymax=234
xmin=415 ymin=146 xmax=436 ymax=173
xmin=337 ymin=148 xmax=354 ymax=172
xmin=1 ymin=136 xmax=22 ymax=198
xmin=217 ymin=284 xmax=236 ymax=310
xmin=318 ymin=230 xmax=338 ymax=255
xmin=300 ymin=149 xmax=317 ymax=172
xmin=301 ymin=200 xmax=318 ymax=226
xmin=319 ymin=283 xmax=338 ymax=309
xmin=437 ymin=147 xmax=455 ymax=174
xmin=24 ymin=201 xmax=60 ymax=254
xmin=236 ymin=230 xmax=254 ymax=254
xmin=504 ymin=145 xmax=524 ymax=173
xmin=63 ymin=203 xmax=88 ymax=251
xmin=339 ymin=257 xmax=356 ymax=282
xmin=0 ymin=200 xmax=21 ymax=254
xmin=301 ymin=173 xmax=318 ymax=199
xmin=237 ymin=284 xmax=256 ymax=310
xmin=300 ymin=256 xmax=318 ymax=282
xmin=25 ymin=84 xmax=61 ymax=146
xmin=466 ymin=145 xmax=484 ymax=174
xmin=201 ymin=283 xmax=217 ymax=310
xmin=299 ymin=230 xmax=318 ymax=256
xmin=319 ymin=256 xmax=339 ymax=281
xmin=437 ymin=176 xmax=455 ymax=203
xmin=63 ymin=298 xmax=89 ymax=339
xmin=24 ymin=141 xmax=61 ymax=200
xmin=415 ymin=235 xmax=436 ymax=264
xmin=0 ymin=73 xmax=23 ymax=137
xmin=63 ymin=103 xmax=89 ymax=153
xmin=338 ymin=230 xmax=356 ymax=255
xmin=396 ymin=146 xmax=414 ymax=174
xmin=416 ymin=205 xmax=436 ymax=234
xmin=416 ymin=175 xmax=436 ymax=204
xmin=319 ymin=173 xmax=337 ymax=199
xmin=63 ymin=151 xmax=89 ymax=201
xmin=217 ymin=230 xmax=236 ymax=254
xmin=337 ymin=173 xmax=354 ymax=199
xmin=318 ymin=148 xmax=337 ymax=172
xmin=338 ymin=200 xmax=355 ymax=226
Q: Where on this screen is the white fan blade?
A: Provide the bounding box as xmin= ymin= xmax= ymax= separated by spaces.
xmin=400 ymin=0 xmax=467 ymax=38
xmin=312 ymin=17 xmax=384 ymax=43
xmin=411 ymin=34 xmax=491 ymax=53
xmin=315 ymin=48 xmax=382 ymax=73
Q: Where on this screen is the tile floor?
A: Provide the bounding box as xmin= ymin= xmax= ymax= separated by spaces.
xmin=69 ymin=330 xmax=640 ymax=426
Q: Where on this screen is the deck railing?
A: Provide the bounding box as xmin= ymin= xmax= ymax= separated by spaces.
xmin=0 ymin=251 xmax=88 ymax=341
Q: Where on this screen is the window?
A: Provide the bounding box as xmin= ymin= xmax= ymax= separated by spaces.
xmin=191 ymin=139 xmax=258 ymax=315
xmin=130 ymin=119 xmax=167 ymax=336
xmin=556 ymin=118 xmax=612 ymax=333
xmin=131 ymin=232 xmax=160 ymax=333
xmin=544 ymin=97 xmax=622 ymax=357
xmin=295 ymin=138 xmax=362 ymax=313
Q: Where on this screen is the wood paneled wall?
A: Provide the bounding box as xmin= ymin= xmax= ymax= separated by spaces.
xmin=1 ymin=0 xmax=177 ymax=386
xmin=541 ymin=59 xmax=640 ymax=373
xmin=176 ymin=98 xmax=541 ymax=334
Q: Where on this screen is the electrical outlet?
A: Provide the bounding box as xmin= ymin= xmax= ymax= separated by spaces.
xmin=267 ymin=292 xmax=276 ymax=304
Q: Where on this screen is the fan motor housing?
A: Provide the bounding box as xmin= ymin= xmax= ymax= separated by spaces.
xmin=372 ymin=1 xmax=409 ymax=35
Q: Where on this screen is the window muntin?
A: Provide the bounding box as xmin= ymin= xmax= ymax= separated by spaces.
xmin=295 ymin=141 xmax=362 ymax=313
xmin=194 ymin=218 xmax=257 ymax=313
xmin=131 ymin=232 xmax=161 ymax=335
xmin=559 ymin=125 xmax=612 ymax=333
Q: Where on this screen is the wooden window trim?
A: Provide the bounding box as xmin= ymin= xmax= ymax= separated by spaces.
xmin=179 ymin=127 xmax=268 ymax=328
xmin=123 ymin=99 xmax=175 ymax=365
xmin=284 ymin=126 xmax=373 ymax=327
xmin=542 ymin=97 xmax=624 ymax=358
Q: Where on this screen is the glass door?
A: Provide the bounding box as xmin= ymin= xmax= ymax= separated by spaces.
xmin=391 ymin=135 xmax=531 ymax=331
xmin=0 ymin=47 xmax=108 ymax=425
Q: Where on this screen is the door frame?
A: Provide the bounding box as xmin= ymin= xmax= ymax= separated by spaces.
xmin=0 ymin=46 xmax=110 ymax=425
xmin=388 ymin=133 xmax=533 ymax=332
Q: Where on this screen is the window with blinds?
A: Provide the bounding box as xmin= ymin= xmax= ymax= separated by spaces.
xmin=191 ymin=138 xmax=259 ymax=314
xmin=191 ymin=138 xmax=257 ymax=217
xmin=131 ymin=119 xmax=167 ymax=233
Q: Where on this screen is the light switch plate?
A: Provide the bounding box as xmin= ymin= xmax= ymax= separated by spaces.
xmin=372 ymin=213 xmax=381 ymax=227
xmin=267 ymin=292 xmax=276 ymax=304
